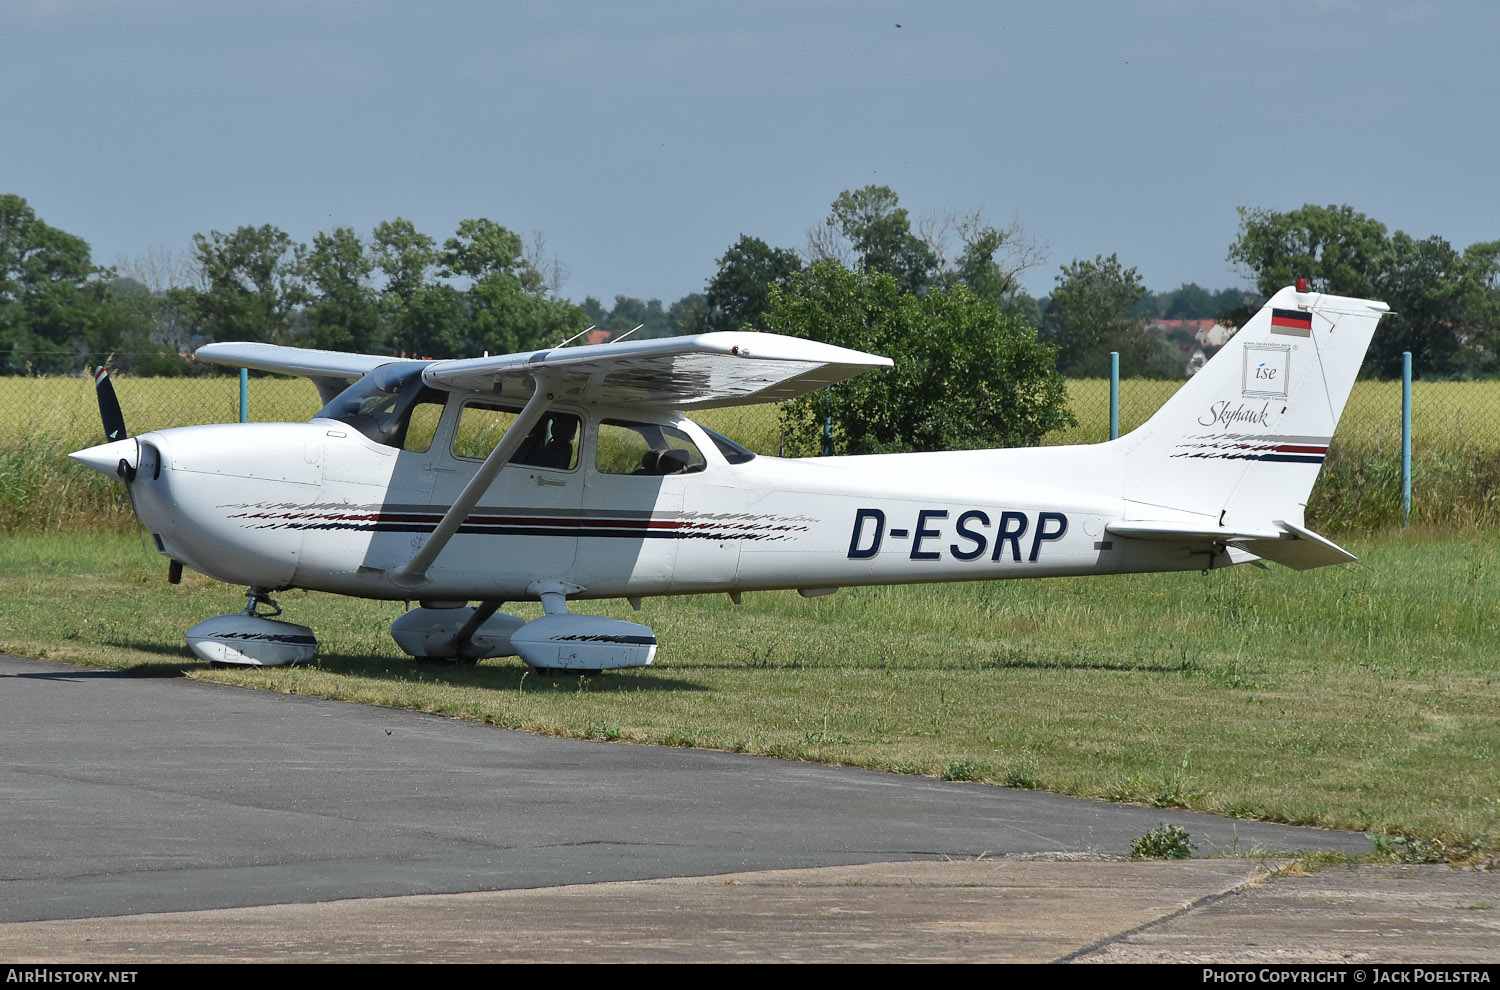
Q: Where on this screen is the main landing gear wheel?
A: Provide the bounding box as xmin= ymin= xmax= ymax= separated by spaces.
xmin=186 ymin=588 xmax=318 ymax=667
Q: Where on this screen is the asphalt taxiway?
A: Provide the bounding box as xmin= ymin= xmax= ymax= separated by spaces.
xmin=3 ymin=652 xmax=1494 ymax=963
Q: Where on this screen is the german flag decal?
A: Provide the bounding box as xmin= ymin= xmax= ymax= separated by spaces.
xmin=1270 ymin=308 xmax=1313 ymax=337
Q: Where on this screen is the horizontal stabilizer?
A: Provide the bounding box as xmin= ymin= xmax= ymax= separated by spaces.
xmin=1236 ymin=520 xmax=1358 ymax=571
xmin=1106 ymin=519 xmax=1356 ymax=571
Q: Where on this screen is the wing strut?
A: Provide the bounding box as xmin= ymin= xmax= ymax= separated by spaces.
xmin=390 ymin=381 xmax=552 ymax=587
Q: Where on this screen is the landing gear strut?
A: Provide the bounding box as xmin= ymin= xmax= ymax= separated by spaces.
xmin=245 ymin=587 xmax=283 ymax=618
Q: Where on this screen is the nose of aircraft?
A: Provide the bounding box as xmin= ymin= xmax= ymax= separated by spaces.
xmin=69 ymin=437 xmax=139 ymax=479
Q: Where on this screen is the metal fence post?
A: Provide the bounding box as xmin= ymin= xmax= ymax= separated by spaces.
xmin=1108 ymin=352 xmax=1120 ymax=440
xmin=239 ymin=368 xmax=249 ymax=423
xmin=1402 ymin=351 xmax=1412 ymax=526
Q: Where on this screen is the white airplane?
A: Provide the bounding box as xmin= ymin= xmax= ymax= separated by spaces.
xmin=70 ymin=284 xmax=1387 ymax=671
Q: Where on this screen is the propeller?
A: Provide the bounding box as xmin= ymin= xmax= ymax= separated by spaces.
xmin=75 ymin=368 xmax=176 ymax=576
xmin=73 ymin=368 xmax=147 ymax=553
xmin=86 ymin=367 xmax=137 ymax=482
xmin=82 ymin=367 xmax=138 ymax=483
xmin=95 ymin=367 xmax=127 ymax=443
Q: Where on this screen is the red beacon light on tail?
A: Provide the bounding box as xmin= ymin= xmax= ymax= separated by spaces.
xmin=1296 ymin=277 xmax=1308 ymax=293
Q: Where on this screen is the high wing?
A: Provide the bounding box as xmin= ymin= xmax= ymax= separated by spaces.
xmin=420 ymin=331 xmax=892 ymax=409
xmin=195 ymin=332 xmax=892 ymax=410
xmin=194 ymin=342 xmax=401 ymax=403
xmin=194 ymin=342 xmax=397 ymax=379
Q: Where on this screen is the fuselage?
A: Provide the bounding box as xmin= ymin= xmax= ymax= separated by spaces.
xmin=67 ymin=287 xmax=1387 ymax=670
xmin=119 ymin=401 xmax=1219 ymax=605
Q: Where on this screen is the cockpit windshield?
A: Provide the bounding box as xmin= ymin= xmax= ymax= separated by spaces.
xmin=316 ymin=363 xmax=443 ymax=449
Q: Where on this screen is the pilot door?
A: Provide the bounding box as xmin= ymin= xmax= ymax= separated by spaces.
xmin=424 ymin=400 xmax=584 ymax=589
xmin=576 ymin=416 xmax=713 ymax=592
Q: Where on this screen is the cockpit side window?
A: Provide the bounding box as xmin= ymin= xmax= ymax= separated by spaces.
xmin=317 ymin=364 xmax=445 ymax=450
xmin=402 ymin=399 xmax=445 ymax=453
xmin=697 ymin=423 xmax=757 ymax=464
xmin=453 ymin=403 xmax=581 ymax=470
xmin=596 ymin=419 xmax=706 ymax=476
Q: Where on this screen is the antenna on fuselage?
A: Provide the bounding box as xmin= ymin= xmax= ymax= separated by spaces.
xmin=554 ymin=325 xmax=596 ymax=348
xmin=609 ymin=324 xmax=645 ymax=344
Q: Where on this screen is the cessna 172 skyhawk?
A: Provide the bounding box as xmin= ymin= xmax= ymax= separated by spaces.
xmin=70 ymin=284 xmax=1387 ymax=671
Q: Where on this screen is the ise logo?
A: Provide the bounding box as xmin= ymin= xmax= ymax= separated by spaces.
xmin=1242 ymin=344 xmax=1291 ymax=400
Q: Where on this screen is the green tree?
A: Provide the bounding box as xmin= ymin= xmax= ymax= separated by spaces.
xmin=1227 ymin=204 xmax=1390 ymax=301
xmin=1458 ymin=240 xmax=1500 ymax=377
xmin=1000 ymin=290 xmax=1043 ymax=328
xmin=945 ymin=225 xmax=1013 ymax=299
xmin=0 ymin=194 xmax=102 ymax=373
xmin=1228 ymin=204 xmax=1500 ymax=377
xmin=704 ymin=234 xmax=801 ymax=331
xmin=435 ymin=218 xmax=584 ymax=355
xmin=766 ymin=261 xmax=1072 ymax=455
xmin=593 ymin=295 xmax=671 ymax=339
xmin=402 ymin=283 xmax=470 ymax=359
xmin=812 ymin=186 xmax=937 ymax=294
xmin=439 ymin=217 xmax=538 ymax=287
xmin=464 ymin=275 xmax=585 ymax=355
xmin=1372 ymin=233 xmax=1500 ymax=378
xmin=183 ymin=224 xmax=303 ymax=344
xmin=667 ymin=292 xmax=709 ymax=336
xmin=112 ymin=248 xmax=199 ymax=365
xmin=89 ymin=276 xmax=187 ymax=374
xmin=1041 ymin=255 xmax=1175 ymax=377
xmin=302 ymin=226 xmax=382 ymax=351
xmin=929 ymin=213 xmax=1044 ymax=305
xmin=371 ymin=218 xmax=437 ymax=356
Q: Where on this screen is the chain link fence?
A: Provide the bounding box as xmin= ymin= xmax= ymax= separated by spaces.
xmin=5 ymin=367 xmax=1498 ymax=531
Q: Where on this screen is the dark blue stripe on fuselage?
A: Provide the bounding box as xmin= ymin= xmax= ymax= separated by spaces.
xmin=245 ymin=521 xmax=779 ymax=539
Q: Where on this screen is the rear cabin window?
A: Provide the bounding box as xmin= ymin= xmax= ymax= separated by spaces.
xmin=596 ymin=420 xmax=706 ymax=476
xmin=453 ymin=404 xmax=581 ymax=470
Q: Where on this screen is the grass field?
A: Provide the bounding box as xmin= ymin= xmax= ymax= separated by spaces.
xmin=4 ymin=373 xmax=1497 ymax=533
xmin=3 ymin=530 xmax=1496 ymax=853
xmin=4 ymin=374 xmax=1497 ymax=857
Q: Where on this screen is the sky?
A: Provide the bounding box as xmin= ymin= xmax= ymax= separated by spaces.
xmin=5 ymin=0 xmax=1497 ymax=308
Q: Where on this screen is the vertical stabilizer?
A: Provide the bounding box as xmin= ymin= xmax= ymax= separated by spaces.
xmin=1120 ymin=286 xmax=1387 ymax=531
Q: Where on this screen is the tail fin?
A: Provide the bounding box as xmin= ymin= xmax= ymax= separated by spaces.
xmin=1118 ymin=286 xmax=1387 ymax=544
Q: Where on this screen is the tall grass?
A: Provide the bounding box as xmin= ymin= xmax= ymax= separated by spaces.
xmin=3 ymin=374 xmax=1498 ymax=534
